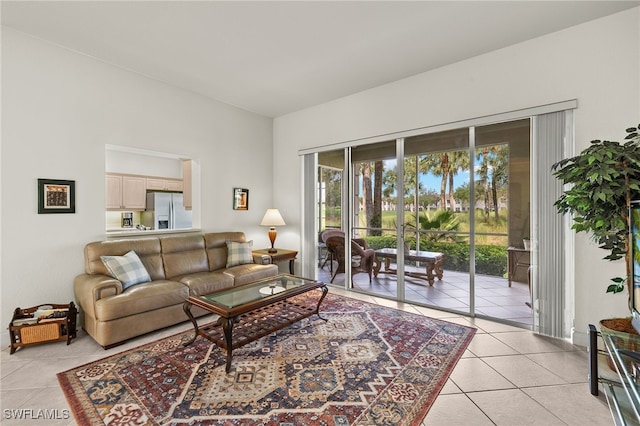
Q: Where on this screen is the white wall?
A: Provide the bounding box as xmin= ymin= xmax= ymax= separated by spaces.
xmin=0 ymin=28 xmax=275 ymax=346
xmin=105 ymin=150 xmax=184 ymax=178
xmin=273 ymin=8 xmax=640 ymax=346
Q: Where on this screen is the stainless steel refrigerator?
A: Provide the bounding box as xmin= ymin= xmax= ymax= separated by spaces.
xmin=143 ymin=192 xmax=192 ymax=230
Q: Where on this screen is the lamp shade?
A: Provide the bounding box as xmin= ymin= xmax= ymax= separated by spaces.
xmin=260 ymin=209 xmax=286 ymax=227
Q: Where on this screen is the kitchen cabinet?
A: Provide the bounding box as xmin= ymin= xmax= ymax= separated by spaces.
xmin=182 ymin=159 xmax=192 ymax=210
xmin=105 ymin=175 xmax=123 ymax=209
xmin=106 ymin=174 xmax=147 ymax=210
xmin=146 ymin=177 xmax=183 ymax=192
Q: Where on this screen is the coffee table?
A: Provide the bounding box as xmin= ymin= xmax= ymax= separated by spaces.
xmin=182 ymin=274 xmax=328 ymax=372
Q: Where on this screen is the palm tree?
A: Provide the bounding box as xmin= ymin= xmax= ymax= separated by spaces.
xmin=404 ymin=156 xmax=422 ymax=213
xmin=476 ymin=145 xmax=509 ymax=220
xmin=421 ymin=151 xmax=469 ymax=212
xmin=477 ymin=147 xmax=491 ymax=219
xmin=362 ymin=162 xmax=373 ymax=234
xmin=447 ymin=151 xmax=470 ymax=212
xmin=382 ymin=167 xmax=396 ymax=199
xmin=372 ymin=161 xmax=383 ymax=236
xmin=420 ymin=154 xmax=447 ymax=210
xmin=406 ymin=209 xmax=462 ymax=242
xmin=489 ymin=145 xmax=509 ymax=220
xmin=440 ymin=153 xmax=450 ymax=210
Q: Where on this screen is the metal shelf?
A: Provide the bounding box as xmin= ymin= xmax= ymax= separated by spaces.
xmin=589 ymin=324 xmax=640 ymax=426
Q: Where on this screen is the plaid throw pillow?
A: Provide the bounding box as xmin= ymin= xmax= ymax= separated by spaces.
xmin=226 ymin=240 xmax=254 ymax=268
xmin=101 ymin=250 xmax=151 ymax=290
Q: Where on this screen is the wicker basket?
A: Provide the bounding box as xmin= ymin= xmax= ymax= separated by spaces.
xmin=20 ymin=323 xmax=60 ymax=344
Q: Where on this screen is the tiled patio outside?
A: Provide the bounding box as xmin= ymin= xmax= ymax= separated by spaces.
xmin=318 ymin=261 xmax=533 ymax=328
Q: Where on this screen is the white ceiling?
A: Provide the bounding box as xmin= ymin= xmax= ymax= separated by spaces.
xmin=2 ymin=1 xmax=638 ymax=118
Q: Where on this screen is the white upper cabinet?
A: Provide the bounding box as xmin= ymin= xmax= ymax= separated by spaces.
xmin=146 ymin=177 xmax=183 ymax=192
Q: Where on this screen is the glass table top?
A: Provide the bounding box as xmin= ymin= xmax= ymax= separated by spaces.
xmin=197 ymin=274 xmax=321 ymax=309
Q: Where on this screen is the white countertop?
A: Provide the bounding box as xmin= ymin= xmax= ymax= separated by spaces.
xmin=105 ymin=228 xmax=201 ymax=238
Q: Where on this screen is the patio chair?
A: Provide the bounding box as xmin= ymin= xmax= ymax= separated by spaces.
xmin=325 ymin=235 xmax=375 ymax=284
xmin=320 ymin=229 xmax=344 ymax=271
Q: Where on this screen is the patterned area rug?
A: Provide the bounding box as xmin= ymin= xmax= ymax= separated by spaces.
xmin=58 ymin=292 xmax=475 ymax=425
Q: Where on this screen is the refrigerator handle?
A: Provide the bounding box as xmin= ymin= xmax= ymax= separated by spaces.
xmin=170 ymin=196 xmax=175 ymax=229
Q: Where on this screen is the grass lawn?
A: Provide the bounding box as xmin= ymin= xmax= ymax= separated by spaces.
xmin=371 ymin=210 xmax=508 ymax=245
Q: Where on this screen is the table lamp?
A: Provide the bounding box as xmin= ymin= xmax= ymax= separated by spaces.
xmin=260 ymin=208 xmax=286 ymax=253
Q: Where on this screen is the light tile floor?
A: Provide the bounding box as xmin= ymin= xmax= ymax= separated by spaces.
xmin=0 ymin=288 xmax=613 ymax=425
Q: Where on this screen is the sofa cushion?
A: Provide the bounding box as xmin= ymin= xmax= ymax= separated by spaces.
xmin=223 ymin=263 xmax=279 ymax=286
xmin=205 ymin=232 xmax=247 ymax=271
xmin=85 ymin=238 xmax=165 ymax=280
xmin=100 ymin=250 xmax=151 ymax=289
xmin=94 ymin=280 xmax=189 ymax=321
xmin=161 ymin=234 xmax=209 ymax=279
xmin=176 ymin=271 xmax=235 ymax=296
xmin=226 ymin=240 xmax=254 ymax=267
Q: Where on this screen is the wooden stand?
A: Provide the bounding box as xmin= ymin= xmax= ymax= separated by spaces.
xmin=252 ymin=248 xmax=298 ymax=274
xmin=8 ymin=302 xmax=77 ymax=354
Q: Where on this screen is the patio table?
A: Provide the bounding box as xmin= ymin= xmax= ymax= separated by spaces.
xmin=373 ymin=248 xmax=444 ymax=286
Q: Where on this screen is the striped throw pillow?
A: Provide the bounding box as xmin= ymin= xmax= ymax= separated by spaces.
xmin=101 ymin=250 xmax=151 ymax=290
xmin=226 ymin=240 xmax=254 ymax=268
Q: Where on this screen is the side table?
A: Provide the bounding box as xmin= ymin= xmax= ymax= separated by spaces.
xmin=507 ymin=247 xmax=530 ymax=287
xmin=588 ymin=324 xmax=640 ymax=423
xmin=9 ymin=302 xmax=77 ymax=354
xmin=252 ymin=248 xmax=297 ymax=274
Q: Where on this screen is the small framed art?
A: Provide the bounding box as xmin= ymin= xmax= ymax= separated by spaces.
xmin=38 ymin=179 xmax=76 ymax=214
xmin=233 ymin=188 xmax=249 ymax=210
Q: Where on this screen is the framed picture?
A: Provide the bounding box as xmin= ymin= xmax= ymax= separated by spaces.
xmin=233 ymin=188 xmax=249 ymax=210
xmin=38 ymin=179 xmax=75 ymax=214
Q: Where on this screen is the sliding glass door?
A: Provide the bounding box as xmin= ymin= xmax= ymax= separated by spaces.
xmin=316 ymin=150 xmax=346 ymax=285
xmin=401 ymin=129 xmax=472 ymax=311
xmin=473 ymin=120 xmax=532 ymax=325
xmin=313 ymin=122 xmax=533 ymax=324
xmin=351 ymin=140 xmax=398 ymax=295
xmin=310 ymin=114 xmax=550 ymax=329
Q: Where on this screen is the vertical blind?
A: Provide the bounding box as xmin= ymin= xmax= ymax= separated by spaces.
xmin=301 ymin=153 xmax=318 ymax=279
xmin=531 ymin=110 xmax=572 ymax=338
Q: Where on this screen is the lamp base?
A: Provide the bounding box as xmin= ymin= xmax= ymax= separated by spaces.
xmin=268 ymin=227 xmax=278 ymax=254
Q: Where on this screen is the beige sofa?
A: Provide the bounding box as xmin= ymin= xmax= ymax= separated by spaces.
xmin=74 ymin=232 xmax=278 ymax=348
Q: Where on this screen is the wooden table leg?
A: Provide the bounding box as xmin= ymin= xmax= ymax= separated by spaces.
xmin=373 ymin=255 xmax=382 ymax=277
xmin=424 ymin=257 xmax=444 ymax=286
xmin=289 ymin=259 xmax=295 ymax=275
xmin=182 ymin=301 xmax=199 ymax=346
xmin=434 ymin=256 xmax=444 ymax=280
xmin=425 ymin=261 xmax=436 ymax=286
xmin=221 ymin=317 xmax=234 ymax=373
xmin=315 ymin=285 xmax=329 ymax=322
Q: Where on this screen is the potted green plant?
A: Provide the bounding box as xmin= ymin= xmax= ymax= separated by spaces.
xmin=552 ymin=124 xmax=640 ymax=334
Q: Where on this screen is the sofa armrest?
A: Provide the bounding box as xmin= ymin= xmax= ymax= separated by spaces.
xmin=252 ymin=254 xmax=271 ymax=265
xmin=74 ymin=274 xmax=123 ymax=319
